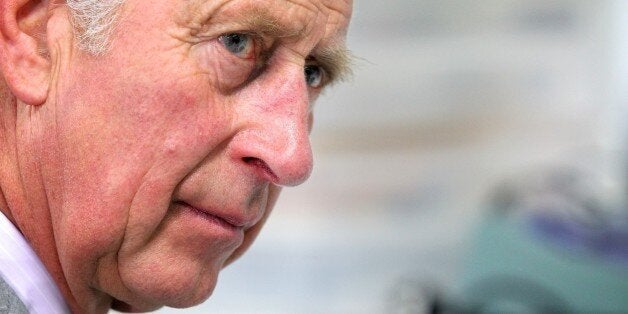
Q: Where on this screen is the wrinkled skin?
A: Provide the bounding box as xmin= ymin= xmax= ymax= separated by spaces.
xmin=0 ymin=0 xmax=352 ymax=312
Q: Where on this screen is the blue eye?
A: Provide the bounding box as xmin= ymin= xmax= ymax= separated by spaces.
xmin=304 ymin=65 xmax=324 ymax=88
xmin=219 ymin=33 xmax=255 ymax=58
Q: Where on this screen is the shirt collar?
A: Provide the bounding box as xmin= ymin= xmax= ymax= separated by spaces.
xmin=0 ymin=211 xmax=70 ymax=313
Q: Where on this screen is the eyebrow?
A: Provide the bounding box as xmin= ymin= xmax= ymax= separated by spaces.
xmin=313 ymin=45 xmax=354 ymax=84
xmin=210 ymin=6 xmax=354 ymax=84
xmin=235 ymin=7 xmax=305 ymax=38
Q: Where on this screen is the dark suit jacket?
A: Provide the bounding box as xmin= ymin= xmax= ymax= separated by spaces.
xmin=0 ymin=275 xmax=27 ymax=314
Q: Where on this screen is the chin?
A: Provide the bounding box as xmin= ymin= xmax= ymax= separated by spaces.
xmin=116 ymin=261 xmax=222 ymax=310
xmin=111 ymin=300 xmax=164 ymax=313
xmin=163 ymin=279 xmax=218 ymax=309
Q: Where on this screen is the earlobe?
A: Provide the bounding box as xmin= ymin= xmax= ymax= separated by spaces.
xmin=0 ymin=0 xmax=51 ymax=106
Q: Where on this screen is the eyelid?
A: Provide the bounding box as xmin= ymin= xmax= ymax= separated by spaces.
xmin=236 ymin=31 xmax=272 ymax=52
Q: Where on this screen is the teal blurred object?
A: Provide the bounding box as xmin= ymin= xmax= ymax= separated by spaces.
xmin=452 ymin=170 xmax=628 ymax=313
xmin=457 ymin=216 xmax=628 ymax=313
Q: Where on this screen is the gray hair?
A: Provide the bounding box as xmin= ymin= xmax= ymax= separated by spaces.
xmin=66 ymin=0 xmax=125 ymax=54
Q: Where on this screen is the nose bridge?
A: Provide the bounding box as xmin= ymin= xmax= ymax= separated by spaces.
xmin=236 ymin=63 xmax=313 ymax=186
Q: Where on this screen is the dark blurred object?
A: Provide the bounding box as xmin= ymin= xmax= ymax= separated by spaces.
xmin=385 ymin=278 xmax=436 ymax=314
xmin=446 ymin=167 xmax=628 ymax=313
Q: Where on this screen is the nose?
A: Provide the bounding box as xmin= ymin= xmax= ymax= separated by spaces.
xmin=229 ymin=63 xmax=314 ymax=187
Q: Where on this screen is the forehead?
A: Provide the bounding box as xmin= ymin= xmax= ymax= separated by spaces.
xmin=181 ymin=0 xmax=352 ymax=42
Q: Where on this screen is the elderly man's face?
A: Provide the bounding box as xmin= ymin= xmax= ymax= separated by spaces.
xmin=41 ymin=0 xmax=351 ymax=310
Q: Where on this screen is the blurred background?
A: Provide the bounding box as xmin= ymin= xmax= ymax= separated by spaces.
xmin=159 ymin=1 xmax=627 ymax=313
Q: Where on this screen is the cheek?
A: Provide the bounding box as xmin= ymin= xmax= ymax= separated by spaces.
xmin=50 ymin=58 xmax=233 ymax=295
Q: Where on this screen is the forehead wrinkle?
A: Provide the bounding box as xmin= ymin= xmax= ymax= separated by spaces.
xmin=205 ymin=2 xmax=309 ymax=39
xmin=321 ymin=0 xmax=352 ymax=21
xmin=178 ymin=0 xmax=231 ymax=35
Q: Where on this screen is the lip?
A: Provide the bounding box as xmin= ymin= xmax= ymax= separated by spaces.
xmin=175 ymin=201 xmax=245 ymax=232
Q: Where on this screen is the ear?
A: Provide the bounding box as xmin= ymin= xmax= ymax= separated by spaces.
xmin=0 ymin=0 xmax=50 ymax=106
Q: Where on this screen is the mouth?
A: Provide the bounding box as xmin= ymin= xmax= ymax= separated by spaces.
xmin=174 ymin=201 xmax=244 ymax=232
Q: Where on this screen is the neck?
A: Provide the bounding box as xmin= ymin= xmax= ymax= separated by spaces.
xmin=0 ymin=85 xmax=19 ymax=225
xmin=0 ymin=87 xmax=108 ymax=313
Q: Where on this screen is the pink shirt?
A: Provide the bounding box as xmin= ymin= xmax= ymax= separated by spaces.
xmin=0 ymin=212 xmax=69 ymax=313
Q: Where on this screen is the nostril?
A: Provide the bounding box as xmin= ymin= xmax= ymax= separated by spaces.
xmin=242 ymin=157 xmax=278 ymax=183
